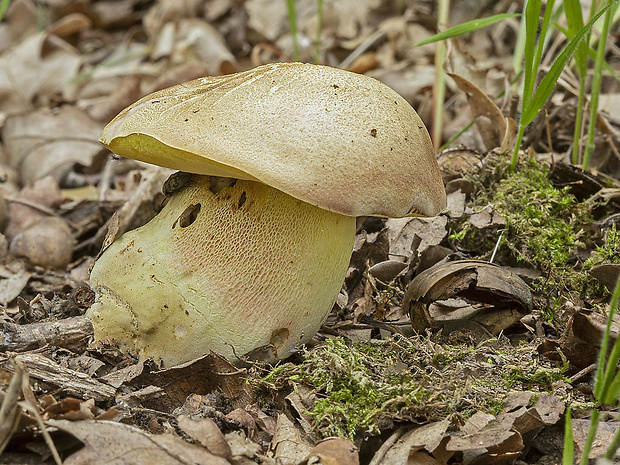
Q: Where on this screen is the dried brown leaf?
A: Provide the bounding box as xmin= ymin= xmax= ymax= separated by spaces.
xmin=385 ymin=216 xmax=448 ymax=262
xmin=48 ymin=419 xmax=231 ymax=465
xmin=130 ymin=352 xmax=254 ymax=412
xmin=302 ymin=437 xmax=359 ymax=465
xmin=178 ymin=415 xmax=233 ymax=461
xmin=0 ymin=265 xmax=30 ymax=304
xmin=2 ymin=107 xmax=104 ymax=184
xmin=271 ymin=414 xmax=314 ymax=465
xmin=404 ymin=260 xmax=532 ymax=335
xmin=0 ymin=33 xmax=81 ymax=116
xmin=449 ymin=73 xmax=516 ymax=152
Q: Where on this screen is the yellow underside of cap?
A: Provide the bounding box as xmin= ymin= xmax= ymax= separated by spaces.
xmin=110 ymin=134 xmax=260 ymax=182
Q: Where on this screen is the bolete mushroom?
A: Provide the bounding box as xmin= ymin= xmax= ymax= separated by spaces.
xmin=88 ymin=62 xmax=446 ymax=367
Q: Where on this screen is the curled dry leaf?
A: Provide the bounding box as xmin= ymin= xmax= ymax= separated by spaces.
xmin=449 ymin=73 xmax=516 ymax=153
xmin=0 ymin=32 xmax=81 ymax=116
xmin=171 ymin=19 xmax=236 ymax=76
xmin=129 ymin=352 xmax=254 ymax=412
xmin=370 ymin=418 xmax=452 ymax=465
xmin=0 ymin=264 xmax=31 ymax=305
xmin=589 ymin=264 xmax=620 ymax=291
xmin=385 ymin=216 xmax=448 ymax=262
xmin=47 ymin=419 xmax=231 ymax=465
xmin=550 ymin=308 xmax=619 ymax=368
xmin=2 ymin=106 xmax=104 ymax=185
xmin=403 ymin=260 xmax=532 ymax=336
xmin=270 ymin=414 xmax=314 ymax=465
xmin=302 ymin=437 xmax=360 ymax=465
xmin=178 ymin=415 xmax=233 ymax=461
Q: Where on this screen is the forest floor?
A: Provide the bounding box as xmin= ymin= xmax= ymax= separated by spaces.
xmin=0 ymin=0 xmax=619 ymax=464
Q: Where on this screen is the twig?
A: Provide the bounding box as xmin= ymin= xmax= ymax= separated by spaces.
xmin=0 ymin=315 xmax=94 ymax=353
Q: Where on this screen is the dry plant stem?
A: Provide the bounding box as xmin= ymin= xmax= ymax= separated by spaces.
xmin=17 ymin=363 xmax=62 ymax=465
xmin=339 ymin=30 xmax=385 ymax=69
xmin=2 ymin=353 xmax=116 ymax=400
xmin=0 ymin=316 xmax=93 ymax=353
xmin=583 ymin=0 xmax=615 ymax=169
xmin=432 ymin=0 xmax=450 ymax=152
xmin=0 ymin=357 xmax=23 ymax=454
xmin=368 ymin=427 xmax=405 ymax=465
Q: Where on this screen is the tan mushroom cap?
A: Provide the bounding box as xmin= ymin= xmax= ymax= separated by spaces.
xmin=100 ymin=62 xmax=446 ymax=218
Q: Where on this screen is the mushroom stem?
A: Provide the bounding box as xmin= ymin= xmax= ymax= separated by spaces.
xmin=88 ymin=175 xmax=355 ymax=367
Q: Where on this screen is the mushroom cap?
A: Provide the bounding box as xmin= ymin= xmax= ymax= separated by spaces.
xmin=100 ymin=62 xmax=446 ymax=218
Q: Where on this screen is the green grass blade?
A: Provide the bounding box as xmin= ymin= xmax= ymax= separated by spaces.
xmin=579 ymin=409 xmax=601 ymax=465
xmin=604 ymin=420 xmax=620 ymax=459
xmin=0 ymin=0 xmax=11 ymax=22
xmin=595 ymin=273 xmax=620 ymax=401
xmin=413 ymin=13 xmax=520 ymax=46
xmin=285 ymin=0 xmax=300 ymax=61
xmin=531 ymin=0 xmax=556 ymax=75
xmin=522 ymin=0 xmax=617 ymax=127
xmin=564 ymin=0 xmax=589 ymax=164
xmin=313 ymin=0 xmax=323 ymax=64
xmin=522 ymin=0 xmax=542 ymax=104
xmin=562 ymin=408 xmax=574 ymax=465
xmin=565 ymin=0 xmax=588 ymax=74
xmin=606 ymin=369 xmax=620 ymax=404
xmin=583 ymin=0 xmax=618 ymax=169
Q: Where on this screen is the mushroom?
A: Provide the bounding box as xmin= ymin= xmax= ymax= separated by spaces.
xmin=88 ymin=62 xmax=446 ymax=367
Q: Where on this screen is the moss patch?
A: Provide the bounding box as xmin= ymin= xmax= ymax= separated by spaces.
xmin=257 ymin=335 xmax=566 ymax=440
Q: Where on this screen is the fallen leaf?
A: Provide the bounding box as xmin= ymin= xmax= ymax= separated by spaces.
xmin=4 ymin=176 xmax=63 ymax=241
xmin=0 ymin=32 xmax=81 ymax=116
xmin=302 ymin=437 xmax=359 ymax=465
xmin=178 ymin=415 xmax=233 ymax=461
xmin=403 ymin=260 xmax=532 ymax=335
xmin=130 ymin=352 xmax=254 ymax=412
xmin=271 ymin=414 xmax=314 ymax=465
xmin=589 ymin=264 xmax=620 ymax=291
xmin=554 ymin=308 xmax=619 ymax=368
xmin=571 ymin=418 xmax=620 ymax=462
xmin=0 ymin=265 xmax=30 ymax=304
xmin=48 ymin=419 xmax=231 ymax=465
xmin=385 ymin=216 xmax=448 ymax=262
xmin=172 ymin=19 xmax=236 ymax=75
xmin=2 ymin=106 xmax=104 ymax=185
xmin=449 ymin=73 xmax=516 ymax=152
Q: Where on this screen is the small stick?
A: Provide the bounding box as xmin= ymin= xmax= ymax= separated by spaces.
xmin=0 ymin=316 xmax=93 ymax=353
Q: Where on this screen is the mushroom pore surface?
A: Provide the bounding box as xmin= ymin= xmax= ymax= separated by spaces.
xmin=88 ymin=176 xmax=355 ymax=367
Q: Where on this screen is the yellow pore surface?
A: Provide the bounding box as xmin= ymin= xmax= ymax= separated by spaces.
xmin=88 ymin=176 xmax=356 ymax=367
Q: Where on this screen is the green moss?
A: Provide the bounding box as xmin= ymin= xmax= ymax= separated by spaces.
xmin=448 ymin=156 xmax=609 ymax=311
xmin=503 ymin=364 xmax=569 ymax=390
xmin=257 ymin=335 xmax=563 ymax=440
xmin=484 ymin=158 xmax=588 ymax=268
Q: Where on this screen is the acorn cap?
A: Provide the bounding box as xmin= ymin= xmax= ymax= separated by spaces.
xmin=100 ymin=62 xmax=446 ymax=218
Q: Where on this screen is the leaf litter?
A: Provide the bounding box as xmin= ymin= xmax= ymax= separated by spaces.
xmin=0 ymin=0 xmax=618 ymax=464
